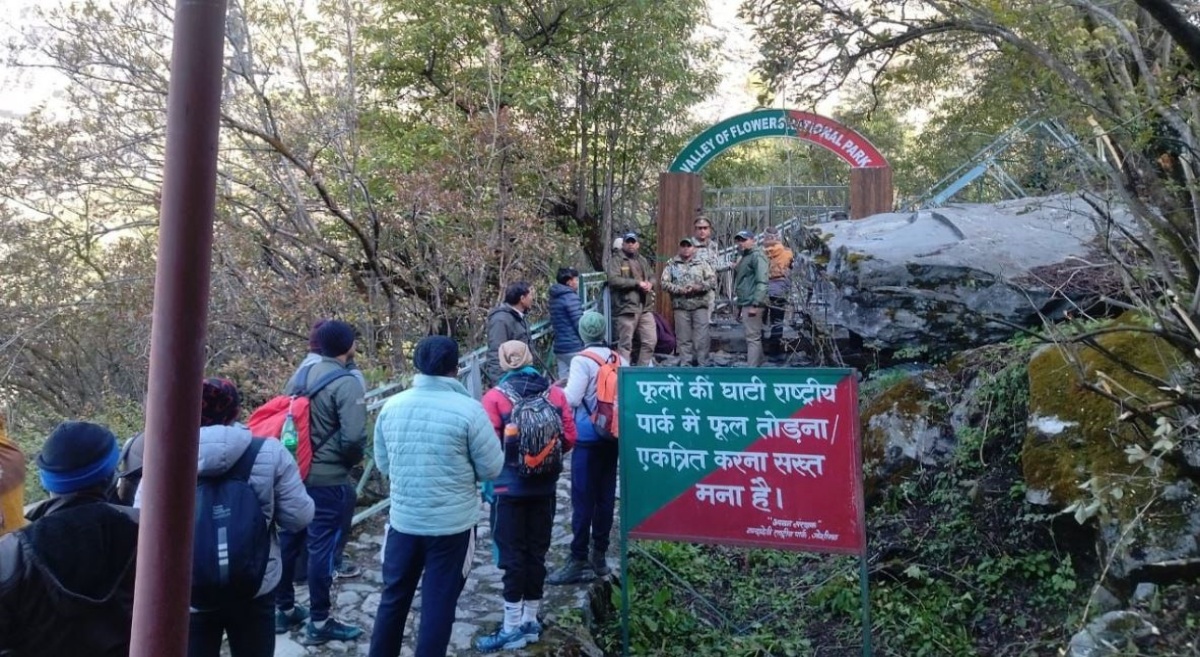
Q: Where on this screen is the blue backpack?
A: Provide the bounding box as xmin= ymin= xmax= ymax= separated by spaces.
xmin=191 ymin=439 xmax=269 ymax=610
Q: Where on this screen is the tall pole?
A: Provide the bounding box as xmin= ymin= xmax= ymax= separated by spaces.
xmin=130 ymin=0 xmax=229 ymax=654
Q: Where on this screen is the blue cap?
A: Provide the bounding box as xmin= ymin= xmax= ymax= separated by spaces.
xmin=622 ymin=232 xmax=638 ymax=242
xmin=734 ymin=230 xmax=755 ymax=241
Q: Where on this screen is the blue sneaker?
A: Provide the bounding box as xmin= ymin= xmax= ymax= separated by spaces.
xmin=474 ymin=626 xmax=528 ymax=652
xmin=275 ymin=605 xmax=309 ymax=634
xmin=303 ymin=617 xmax=363 ymax=645
xmin=520 ymin=620 xmax=543 ymax=643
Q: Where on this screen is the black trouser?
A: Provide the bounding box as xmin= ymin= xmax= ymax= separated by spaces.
xmin=188 ymin=594 xmax=275 ymax=657
xmin=766 ymin=295 xmax=787 ymax=354
xmin=494 ymin=495 xmax=557 ymax=602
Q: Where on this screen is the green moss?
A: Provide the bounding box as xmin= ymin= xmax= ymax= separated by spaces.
xmin=1022 ymin=321 xmax=1186 ymax=517
xmin=846 ymin=252 xmax=874 ymax=267
xmin=861 ymin=375 xmax=940 ymax=499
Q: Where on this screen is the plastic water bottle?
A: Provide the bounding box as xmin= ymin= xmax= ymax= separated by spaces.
xmin=503 ymin=423 xmax=519 ymax=466
xmin=281 ymin=413 xmax=299 ymax=455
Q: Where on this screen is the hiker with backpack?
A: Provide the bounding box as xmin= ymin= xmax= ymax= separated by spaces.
xmin=547 ymin=311 xmax=627 ymax=585
xmin=0 ymin=421 xmax=138 ymax=657
xmin=476 ymin=340 xmax=577 ymax=652
xmin=297 ymin=318 xmax=367 ymax=581
xmin=148 ymin=378 xmax=314 ymax=657
xmin=272 ymin=319 xmax=367 ymax=644
xmin=367 ymin=336 xmax=504 ymax=657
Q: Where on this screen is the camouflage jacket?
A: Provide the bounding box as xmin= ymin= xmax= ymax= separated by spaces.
xmin=660 ymin=255 xmax=717 ymax=311
xmin=692 ymin=237 xmax=726 ymax=271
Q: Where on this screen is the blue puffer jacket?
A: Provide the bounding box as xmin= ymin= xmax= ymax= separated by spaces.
xmin=548 ymin=283 xmax=584 ymax=355
xmin=373 ymin=375 xmax=504 ymax=536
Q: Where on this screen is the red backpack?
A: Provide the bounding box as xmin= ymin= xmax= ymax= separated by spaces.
xmin=580 ymin=350 xmax=621 ymax=439
xmin=246 ymin=364 xmax=353 ymax=480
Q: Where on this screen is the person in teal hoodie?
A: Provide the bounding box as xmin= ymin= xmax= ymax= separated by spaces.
xmin=367 ymin=336 xmax=504 ymax=657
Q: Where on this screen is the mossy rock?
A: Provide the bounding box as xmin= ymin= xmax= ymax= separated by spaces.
xmin=861 ymin=372 xmax=954 ymax=501
xmin=1022 ymin=324 xmax=1184 ymax=509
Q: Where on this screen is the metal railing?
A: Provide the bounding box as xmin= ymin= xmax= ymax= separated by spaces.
xmin=351 ymin=271 xmax=609 ymax=525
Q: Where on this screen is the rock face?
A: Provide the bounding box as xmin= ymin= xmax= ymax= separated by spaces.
xmin=1022 ymin=325 xmax=1200 ymax=581
xmin=805 ymin=194 xmax=1127 ymax=353
xmin=1066 ymin=611 xmax=1159 ymax=657
xmin=860 ymin=371 xmax=955 ymax=499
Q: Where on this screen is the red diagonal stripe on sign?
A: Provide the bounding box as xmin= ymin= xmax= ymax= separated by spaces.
xmin=628 ymin=376 xmax=864 ymax=555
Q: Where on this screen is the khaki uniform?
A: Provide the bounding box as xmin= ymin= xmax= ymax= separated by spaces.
xmin=660 ymin=256 xmax=717 ymax=365
xmin=605 ymin=250 xmax=657 ymax=365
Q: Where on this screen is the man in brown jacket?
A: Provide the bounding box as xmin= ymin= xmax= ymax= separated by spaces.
xmin=605 ymin=232 xmax=657 ymax=365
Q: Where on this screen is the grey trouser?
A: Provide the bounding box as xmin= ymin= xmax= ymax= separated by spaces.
xmin=616 ymin=311 xmax=657 ymax=366
xmin=741 ymin=306 xmax=765 ymax=367
xmin=555 ymin=352 xmax=578 ymax=380
xmin=673 ymin=307 xmax=710 ymax=365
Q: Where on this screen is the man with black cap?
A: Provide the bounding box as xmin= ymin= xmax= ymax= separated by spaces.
xmin=368 ymin=335 xmax=503 ymax=657
xmin=0 ymin=421 xmax=139 ymax=657
xmin=275 ymin=319 xmax=367 ymax=644
xmin=733 ymin=230 xmax=770 ymax=367
xmin=660 ymin=237 xmax=717 ymax=366
xmin=605 ymin=232 xmax=657 ymax=365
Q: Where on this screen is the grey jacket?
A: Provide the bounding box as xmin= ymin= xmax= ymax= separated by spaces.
xmin=133 ymin=424 xmax=314 ymax=600
xmin=484 ymin=305 xmax=530 ymax=385
xmin=285 ymin=357 xmax=368 ymax=486
xmin=194 ymin=425 xmax=314 ymax=598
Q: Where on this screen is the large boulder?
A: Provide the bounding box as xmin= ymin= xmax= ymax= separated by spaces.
xmin=806 ymin=194 xmax=1128 ymax=354
xmin=1022 ymin=323 xmax=1200 ymax=581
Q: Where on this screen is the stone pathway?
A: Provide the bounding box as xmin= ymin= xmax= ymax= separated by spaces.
xmin=267 ymin=458 xmax=606 ymax=657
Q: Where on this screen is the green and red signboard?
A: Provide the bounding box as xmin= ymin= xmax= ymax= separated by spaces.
xmin=619 ymin=367 xmax=864 ymax=555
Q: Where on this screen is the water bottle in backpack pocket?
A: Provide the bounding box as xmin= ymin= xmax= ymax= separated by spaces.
xmin=500 ymin=387 xmax=564 ymax=478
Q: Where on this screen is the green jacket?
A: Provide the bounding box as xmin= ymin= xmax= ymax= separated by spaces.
xmin=660 ymin=255 xmax=717 ymax=311
xmin=733 ymin=246 xmax=768 ymax=307
xmin=605 ymin=250 xmax=654 ymax=315
xmin=285 ymin=357 xmax=367 ymax=486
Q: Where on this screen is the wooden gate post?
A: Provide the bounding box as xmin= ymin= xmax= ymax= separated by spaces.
xmin=655 ymin=172 xmax=703 ymax=329
xmin=849 ymin=167 xmax=893 ymax=219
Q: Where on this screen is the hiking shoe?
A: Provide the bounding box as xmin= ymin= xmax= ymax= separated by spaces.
xmin=546 ymin=559 xmax=595 ymax=585
xmin=474 ymin=626 xmax=528 ymax=652
xmin=304 ymin=618 xmax=363 ymax=644
xmin=333 ymin=561 xmax=362 ymax=579
xmin=275 ymin=605 xmax=309 ymax=634
xmin=520 ymin=620 xmax=543 ymax=643
xmin=590 ymin=550 xmax=612 ymax=577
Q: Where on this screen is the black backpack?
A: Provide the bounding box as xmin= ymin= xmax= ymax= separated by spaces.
xmin=500 ymin=385 xmax=565 ymax=478
xmin=191 ymin=439 xmax=270 ymax=610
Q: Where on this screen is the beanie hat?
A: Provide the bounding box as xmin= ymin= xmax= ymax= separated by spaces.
xmin=37 ymin=421 xmax=120 ymax=495
xmin=200 ymin=378 xmax=241 ymax=427
xmin=578 ymin=311 xmax=607 ymax=343
xmin=314 ymin=320 xmax=356 ymax=358
xmin=308 ymin=319 xmax=330 ymax=352
xmin=498 ymin=340 xmax=533 ymax=372
xmin=414 ymin=335 xmax=460 ymax=376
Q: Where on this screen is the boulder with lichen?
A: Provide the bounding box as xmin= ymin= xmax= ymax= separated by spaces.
xmin=1022 ymin=323 xmax=1200 ymax=580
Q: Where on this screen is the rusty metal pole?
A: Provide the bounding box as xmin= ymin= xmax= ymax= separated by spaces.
xmin=130 ymin=0 xmax=228 ymax=654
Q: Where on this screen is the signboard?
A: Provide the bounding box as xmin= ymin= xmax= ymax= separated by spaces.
xmin=667 ymin=109 xmax=888 ymax=173
xmin=619 ymin=367 xmax=864 ymax=555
